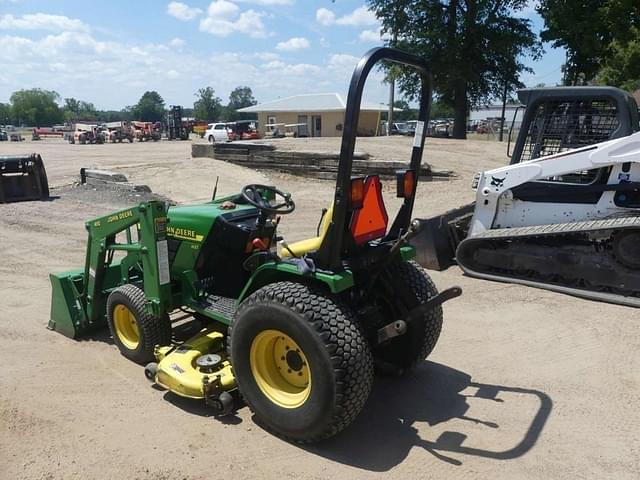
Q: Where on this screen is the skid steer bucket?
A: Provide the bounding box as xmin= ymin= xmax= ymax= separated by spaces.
xmin=0 ymin=154 xmax=50 ymax=203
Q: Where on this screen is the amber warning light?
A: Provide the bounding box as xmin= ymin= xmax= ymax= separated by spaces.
xmin=350 ymin=177 xmax=365 ymax=209
xmin=396 ymin=170 xmax=416 ymax=198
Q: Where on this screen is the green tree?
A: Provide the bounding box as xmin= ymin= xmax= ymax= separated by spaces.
xmin=597 ymin=27 xmax=640 ymax=91
xmin=369 ymin=0 xmax=541 ymax=138
xmin=0 ymin=103 xmax=11 ymax=124
xmin=430 ymin=100 xmax=455 ymax=119
xmin=226 ymin=86 xmax=258 ymax=121
xmin=95 ymin=109 xmax=134 ymax=122
xmin=132 ymin=91 xmax=165 ymax=122
xmin=193 ymin=87 xmax=223 ymax=122
xmin=537 ymin=1 xmax=640 ymax=85
xmin=392 ymin=99 xmax=415 ymax=121
xmin=10 ymin=88 xmax=63 ymax=126
xmin=228 ymin=86 xmax=257 ymax=110
xmin=63 ymin=97 xmax=97 ymax=122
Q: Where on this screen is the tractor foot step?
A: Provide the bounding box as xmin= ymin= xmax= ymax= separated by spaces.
xmin=197 ymin=295 xmax=237 ymax=320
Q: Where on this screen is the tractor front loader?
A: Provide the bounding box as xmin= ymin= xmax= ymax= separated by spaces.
xmin=49 ymin=47 xmax=461 ymax=442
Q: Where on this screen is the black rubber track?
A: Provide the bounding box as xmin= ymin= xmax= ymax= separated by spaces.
xmin=228 ymin=281 xmax=374 ymax=443
xmin=375 ymin=260 xmax=443 ymax=373
xmin=106 ymin=284 xmax=172 ymax=364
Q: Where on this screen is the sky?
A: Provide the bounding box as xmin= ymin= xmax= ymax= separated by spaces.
xmin=0 ymin=0 xmax=565 ymax=110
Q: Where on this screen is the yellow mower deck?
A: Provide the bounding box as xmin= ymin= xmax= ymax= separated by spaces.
xmin=151 ymin=328 xmax=236 ymax=401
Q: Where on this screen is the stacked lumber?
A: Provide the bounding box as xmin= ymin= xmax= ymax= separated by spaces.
xmin=192 ymin=142 xmax=453 ymax=180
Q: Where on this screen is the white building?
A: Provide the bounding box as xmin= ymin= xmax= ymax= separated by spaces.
xmin=238 ymin=93 xmax=392 ymax=137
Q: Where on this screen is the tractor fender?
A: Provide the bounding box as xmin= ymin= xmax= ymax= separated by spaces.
xmin=237 ymin=261 xmax=354 ymax=303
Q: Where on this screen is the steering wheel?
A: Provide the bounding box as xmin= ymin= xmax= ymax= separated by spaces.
xmin=241 ymin=184 xmax=296 ymax=215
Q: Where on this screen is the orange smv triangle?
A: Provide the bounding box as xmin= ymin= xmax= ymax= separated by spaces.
xmin=350 ymin=175 xmax=389 ymax=245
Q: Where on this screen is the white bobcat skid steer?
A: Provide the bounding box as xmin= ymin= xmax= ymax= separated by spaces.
xmin=414 ymin=86 xmax=640 ymax=306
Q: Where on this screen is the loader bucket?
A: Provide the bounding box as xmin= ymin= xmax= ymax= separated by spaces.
xmin=49 ymin=260 xmax=122 ymax=338
xmin=0 ymin=154 xmax=50 ymax=203
xmin=48 ymin=270 xmax=88 ymax=339
xmin=413 ymin=203 xmax=475 ymax=270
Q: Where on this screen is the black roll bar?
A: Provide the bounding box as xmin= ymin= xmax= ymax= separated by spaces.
xmin=315 ymin=47 xmax=433 ymax=271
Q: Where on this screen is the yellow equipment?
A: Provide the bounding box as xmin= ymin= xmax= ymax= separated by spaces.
xmin=145 ymin=328 xmax=236 ymax=414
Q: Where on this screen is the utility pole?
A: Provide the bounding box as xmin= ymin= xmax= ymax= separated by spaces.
xmin=387 ymin=30 xmax=398 ymax=136
xmin=499 ymin=78 xmax=508 ymax=142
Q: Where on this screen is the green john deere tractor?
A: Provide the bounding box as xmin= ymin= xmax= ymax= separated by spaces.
xmin=49 ymin=47 xmax=461 ymax=442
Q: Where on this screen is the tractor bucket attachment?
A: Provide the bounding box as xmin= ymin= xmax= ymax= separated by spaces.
xmin=413 ymin=203 xmax=474 ymax=270
xmin=0 ymin=154 xmax=50 ymax=203
xmin=48 ymin=270 xmax=89 ymax=339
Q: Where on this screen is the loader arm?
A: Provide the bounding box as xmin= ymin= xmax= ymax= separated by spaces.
xmin=470 ymin=131 xmax=640 ymax=235
xmin=83 ymin=201 xmax=172 ymax=324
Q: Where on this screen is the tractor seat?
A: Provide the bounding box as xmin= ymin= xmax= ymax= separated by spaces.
xmin=282 ymin=204 xmax=333 ymax=257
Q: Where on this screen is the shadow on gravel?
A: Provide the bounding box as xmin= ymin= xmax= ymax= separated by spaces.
xmin=306 ymin=361 xmax=552 ymax=471
xmin=161 ymin=391 xmax=244 ymax=425
xmin=82 ymin=328 xmax=114 ymax=345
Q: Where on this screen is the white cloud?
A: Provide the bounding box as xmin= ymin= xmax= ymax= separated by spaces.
xmin=276 ymin=36 xmax=309 ymax=51
xmin=0 ymin=13 xmax=89 ymax=33
xmin=199 ymin=1 xmax=267 ymax=38
xmin=263 ymin=60 xmax=285 ymax=69
xmin=262 ymin=60 xmax=321 ymax=76
xmin=359 ymin=29 xmax=379 ymax=42
xmin=167 ymin=1 xmax=202 ymax=21
xmin=0 ymin=24 xmax=389 ymax=110
xmin=328 ymin=53 xmax=359 ymax=71
xmin=336 ymin=6 xmax=378 ymax=26
xmin=169 ymin=37 xmax=185 ymax=47
xmin=253 ymin=51 xmax=279 ymax=61
xmin=207 ymin=0 xmax=239 ymax=17
xmin=235 ymin=10 xmax=266 ymax=36
xmin=316 ymin=8 xmax=335 ymax=26
xmin=316 ymin=6 xmax=378 ymax=28
xmin=359 ymin=29 xmax=391 ymax=42
xmin=236 ymin=0 xmax=294 ymax=5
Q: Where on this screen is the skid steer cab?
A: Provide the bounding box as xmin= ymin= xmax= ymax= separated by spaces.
xmin=49 ymin=47 xmax=461 ymax=443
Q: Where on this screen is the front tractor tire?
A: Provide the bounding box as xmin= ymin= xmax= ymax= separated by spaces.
xmin=106 ymin=284 xmax=171 ymax=364
xmin=374 ymin=261 xmax=443 ymax=374
xmin=229 ymin=282 xmax=373 ymax=443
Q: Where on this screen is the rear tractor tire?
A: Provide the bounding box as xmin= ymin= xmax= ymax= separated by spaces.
xmin=229 ymin=281 xmax=373 ymax=443
xmin=373 ymin=260 xmax=443 ymax=374
xmin=106 ymin=284 xmax=172 ymax=364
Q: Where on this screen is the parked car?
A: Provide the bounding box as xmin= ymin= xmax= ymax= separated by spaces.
xmin=427 ymin=120 xmax=451 ymax=137
xmin=381 ymin=121 xmax=410 ymax=135
xmin=393 ymin=122 xmax=410 ymax=135
xmin=205 ymin=123 xmax=232 ymax=143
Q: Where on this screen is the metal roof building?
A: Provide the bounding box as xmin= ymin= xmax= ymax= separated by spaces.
xmin=238 ymin=93 xmax=391 ymax=137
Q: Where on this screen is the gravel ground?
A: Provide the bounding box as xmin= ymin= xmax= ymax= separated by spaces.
xmin=0 ymin=137 xmax=638 ymax=480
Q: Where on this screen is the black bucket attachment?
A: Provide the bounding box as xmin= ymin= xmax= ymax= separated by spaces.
xmin=0 ymin=154 xmax=50 ymax=203
xmin=412 ymin=203 xmax=475 ymax=270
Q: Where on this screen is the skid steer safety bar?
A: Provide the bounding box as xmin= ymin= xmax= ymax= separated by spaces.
xmin=315 ymin=47 xmax=433 ymax=271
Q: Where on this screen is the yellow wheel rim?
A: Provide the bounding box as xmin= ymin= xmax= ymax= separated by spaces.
xmin=249 ymin=330 xmax=311 ymax=409
xmin=113 ymin=304 xmax=140 ymax=350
